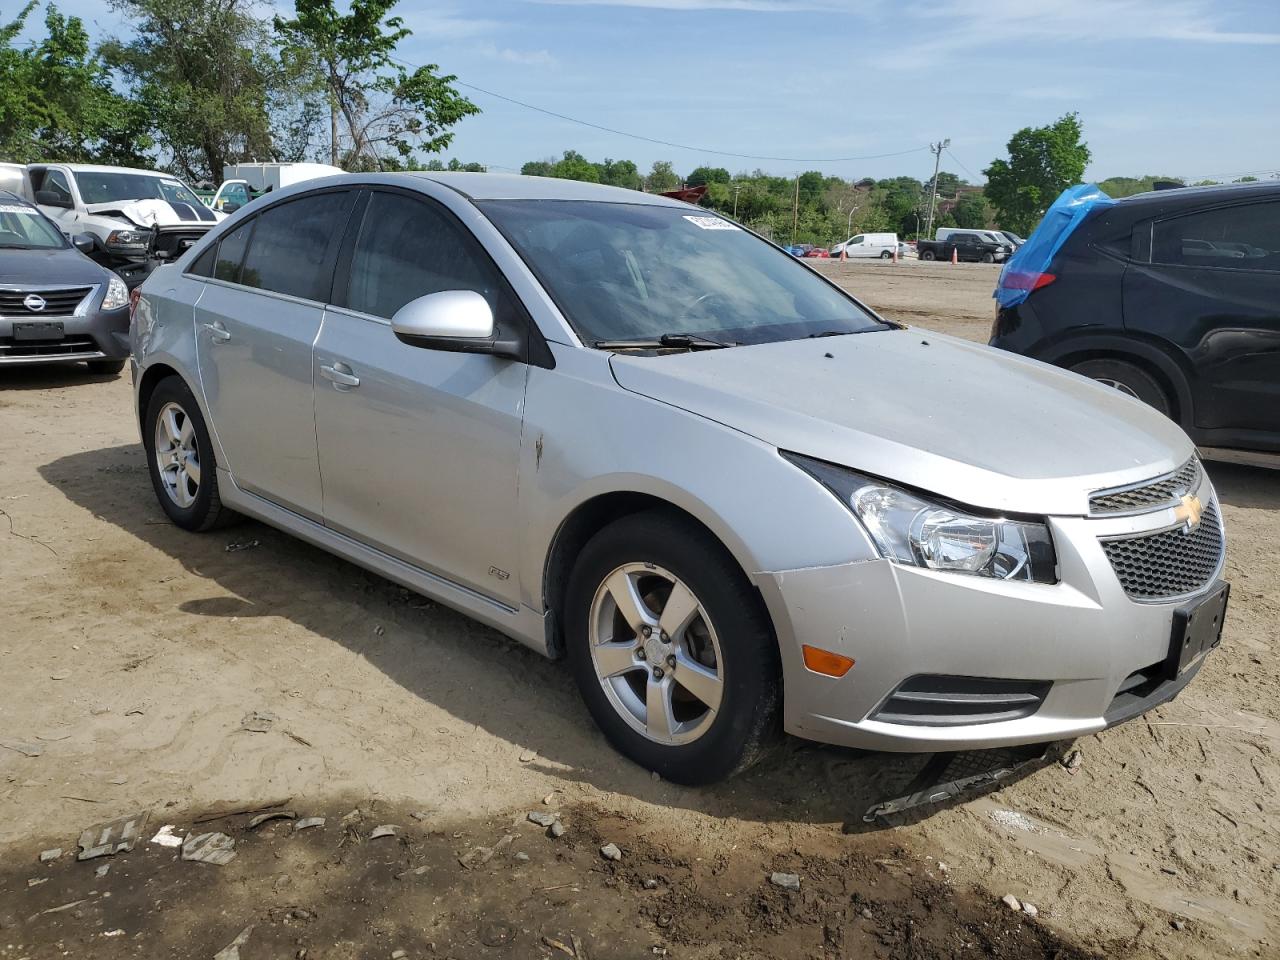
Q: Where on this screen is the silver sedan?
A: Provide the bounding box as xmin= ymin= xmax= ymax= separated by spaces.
xmin=130 ymin=173 xmax=1228 ymax=784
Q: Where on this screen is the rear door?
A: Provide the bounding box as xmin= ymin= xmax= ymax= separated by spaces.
xmin=193 ymin=189 xmax=356 ymax=519
xmin=312 ymin=188 xmax=528 ymax=605
xmin=1124 ymin=199 xmax=1280 ymax=438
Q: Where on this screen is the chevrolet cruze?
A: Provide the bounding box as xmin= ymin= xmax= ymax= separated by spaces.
xmin=130 ymin=173 xmax=1228 ymax=784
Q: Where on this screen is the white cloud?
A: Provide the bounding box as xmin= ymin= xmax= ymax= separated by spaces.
xmin=474 ymin=42 xmax=559 ymax=66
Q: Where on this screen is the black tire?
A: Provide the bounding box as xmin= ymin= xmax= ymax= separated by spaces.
xmin=564 ymin=510 xmax=780 ymax=784
xmin=87 ymin=358 xmax=126 ymax=376
xmin=143 ymin=376 xmax=237 ymax=531
xmin=879 ymin=250 xmax=893 ymax=259
xmin=920 ymin=249 xmax=936 ymax=261
xmin=1071 ymin=358 xmax=1173 ymax=418
xmin=981 ymin=252 xmax=995 ymax=264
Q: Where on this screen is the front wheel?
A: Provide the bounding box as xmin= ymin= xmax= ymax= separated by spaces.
xmin=143 ymin=376 xmax=237 ymax=531
xmin=982 ymin=252 xmax=995 ymax=264
xmin=564 ymin=510 xmax=780 ymax=784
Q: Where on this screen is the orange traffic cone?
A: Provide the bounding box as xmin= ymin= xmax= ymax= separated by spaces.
xmin=839 ymin=246 xmax=846 ymax=262
xmin=892 ymin=246 xmax=898 ymax=264
xmin=950 ymin=247 xmax=958 ymax=265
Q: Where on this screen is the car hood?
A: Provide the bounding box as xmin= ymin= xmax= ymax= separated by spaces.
xmin=0 ymin=246 xmax=110 ymax=286
xmin=608 ymin=328 xmax=1195 ymax=516
xmin=83 ymin=198 xmax=220 ymax=227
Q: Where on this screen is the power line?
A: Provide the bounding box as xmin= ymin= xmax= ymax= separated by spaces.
xmin=945 ymin=148 xmax=982 ymax=183
xmin=390 ymin=58 xmax=930 ymax=164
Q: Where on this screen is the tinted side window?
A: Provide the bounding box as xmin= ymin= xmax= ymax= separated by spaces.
xmin=345 ymin=192 xmax=507 ymax=320
xmin=40 ymin=169 xmax=73 ymax=201
xmin=214 ymin=220 xmax=253 ymax=282
xmin=1153 ymin=202 xmax=1280 ymax=271
xmin=240 ymin=192 xmax=350 ymax=300
xmin=189 ymin=244 xmax=217 ymax=277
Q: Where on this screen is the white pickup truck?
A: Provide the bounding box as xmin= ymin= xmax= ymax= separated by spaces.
xmin=1 ymin=162 xmax=225 ymax=286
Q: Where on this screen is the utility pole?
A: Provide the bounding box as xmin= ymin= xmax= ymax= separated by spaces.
xmin=732 ymin=183 xmax=741 ymax=219
xmin=924 ymin=138 xmax=949 ymax=239
xmin=792 ymin=175 xmax=800 ymax=242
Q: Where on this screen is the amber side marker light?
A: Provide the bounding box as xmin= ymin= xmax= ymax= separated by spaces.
xmin=802 ymin=645 xmax=855 ymax=678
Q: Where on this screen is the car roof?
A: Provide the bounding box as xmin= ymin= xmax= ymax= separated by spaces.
xmin=43 ymin=164 xmax=174 ymax=177
xmin=400 ymin=172 xmax=690 ymax=207
xmin=1116 ymin=179 xmax=1280 ymax=208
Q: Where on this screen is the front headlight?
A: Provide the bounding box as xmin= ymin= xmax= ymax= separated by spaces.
xmin=102 ymin=275 xmax=129 ymax=310
xmin=784 ymin=453 xmax=1058 ymax=584
xmin=105 ymin=230 xmax=148 ymax=252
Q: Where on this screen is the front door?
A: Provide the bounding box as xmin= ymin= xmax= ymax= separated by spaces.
xmin=194 ymin=189 xmax=355 ymax=519
xmin=313 ymin=190 xmax=527 ymax=606
xmin=1126 ymin=199 xmax=1280 ymax=439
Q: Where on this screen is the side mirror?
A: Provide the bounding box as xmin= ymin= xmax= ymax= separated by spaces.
xmin=35 ymin=190 xmax=72 ymax=209
xmin=71 ymin=233 xmax=95 ymax=254
xmin=390 ymin=290 xmax=522 ymax=360
xmin=221 ymin=201 xmax=241 ymax=213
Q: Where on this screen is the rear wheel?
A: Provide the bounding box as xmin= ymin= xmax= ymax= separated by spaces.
xmin=879 ymin=250 xmax=893 ymax=259
xmin=920 ymin=249 xmax=936 ymax=261
xmin=564 ymin=510 xmax=780 ymax=784
xmin=87 ymin=359 xmax=126 ymax=376
xmin=143 ymin=376 xmax=237 ymax=531
xmin=1071 ymin=358 xmax=1173 ymax=418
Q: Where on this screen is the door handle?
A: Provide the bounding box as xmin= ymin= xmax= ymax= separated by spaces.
xmin=320 ymin=361 xmax=360 ymax=388
xmin=203 ymin=321 xmax=231 ymax=343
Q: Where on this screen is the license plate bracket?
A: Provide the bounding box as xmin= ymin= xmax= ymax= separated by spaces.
xmin=12 ymin=321 xmax=64 ymax=341
xmin=1168 ymin=581 xmax=1229 ymax=678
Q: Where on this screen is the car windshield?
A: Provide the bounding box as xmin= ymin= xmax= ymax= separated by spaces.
xmin=479 ymin=200 xmax=887 ymax=346
xmin=0 ymin=203 xmax=65 ymax=249
xmin=72 ymin=171 xmax=203 ymax=207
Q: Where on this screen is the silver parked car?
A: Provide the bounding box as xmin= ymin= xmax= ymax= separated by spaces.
xmin=131 ymin=174 xmax=1228 ymax=784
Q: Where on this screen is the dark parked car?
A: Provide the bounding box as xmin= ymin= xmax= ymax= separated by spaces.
xmin=0 ymin=191 xmax=131 ymax=374
xmin=990 ymin=181 xmax=1280 ymax=459
xmin=917 ymin=232 xmax=1011 ymax=263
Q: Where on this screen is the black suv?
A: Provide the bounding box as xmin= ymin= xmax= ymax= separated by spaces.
xmin=990 ymin=181 xmax=1280 ymax=458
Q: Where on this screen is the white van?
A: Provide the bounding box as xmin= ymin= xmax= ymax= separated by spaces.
xmin=830 ymin=232 xmax=898 ymax=259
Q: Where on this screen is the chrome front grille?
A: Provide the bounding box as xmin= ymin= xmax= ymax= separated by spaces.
xmin=0 ymin=286 xmax=93 ymax=318
xmin=1100 ymin=499 xmax=1224 ymax=601
xmin=1089 ymin=458 xmax=1201 ymax=516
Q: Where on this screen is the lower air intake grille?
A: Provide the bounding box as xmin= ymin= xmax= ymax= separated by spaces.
xmin=1100 ymin=500 xmax=1224 ymax=601
xmin=872 ymin=675 xmax=1051 ymax=727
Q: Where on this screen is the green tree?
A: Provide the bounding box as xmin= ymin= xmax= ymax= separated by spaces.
xmin=274 ymin=0 xmax=478 ymax=170
xmin=104 ymin=0 xmax=289 ymax=183
xmin=1096 ymin=175 xmax=1184 ymax=198
xmin=1 ymin=2 xmax=151 ymax=164
xmin=599 ymin=157 xmax=639 ymax=188
xmin=549 ymin=150 xmax=599 ymax=182
xmin=521 ymin=159 xmax=553 ymax=177
xmin=952 ymin=192 xmax=990 ymax=229
xmin=687 ymin=165 xmax=730 ymax=187
xmin=646 ymin=160 xmax=679 ymax=192
xmin=984 ymin=112 xmax=1090 ymax=235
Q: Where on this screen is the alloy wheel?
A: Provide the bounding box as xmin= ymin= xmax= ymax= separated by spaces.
xmin=153 ymin=401 xmax=201 ymax=508
xmin=588 ymin=563 xmax=725 ymax=746
xmin=1095 ymin=377 xmax=1141 ymax=400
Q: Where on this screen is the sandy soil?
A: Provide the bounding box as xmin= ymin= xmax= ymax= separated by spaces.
xmin=1 ymin=261 xmax=1276 ymax=959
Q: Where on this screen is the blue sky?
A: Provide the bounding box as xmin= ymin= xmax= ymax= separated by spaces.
xmin=13 ymin=0 xmax=1280 ymax=183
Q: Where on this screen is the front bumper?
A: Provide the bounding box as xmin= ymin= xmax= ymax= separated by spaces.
xmin=0 ymin=303 xmax=130 ymax=365
xmin=757 ymin=485 xmax=1224 ymax=752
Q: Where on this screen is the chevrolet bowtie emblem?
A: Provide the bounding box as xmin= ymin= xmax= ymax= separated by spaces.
xmin=1173 ymin=493 xmax=1203 ymax=532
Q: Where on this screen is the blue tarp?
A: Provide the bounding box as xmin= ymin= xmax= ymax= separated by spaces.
xmin=994 ymin=184 xmax=1117 ymax=308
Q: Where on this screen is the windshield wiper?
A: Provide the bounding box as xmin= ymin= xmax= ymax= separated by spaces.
xmin=807 ymin=330 xmax=849 ymax=338
xmin=594 ymin=333 xmax=734 ymax=351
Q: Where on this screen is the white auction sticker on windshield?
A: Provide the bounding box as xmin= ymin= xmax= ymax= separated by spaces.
xmin=683 ymin=215 xmax=739 ymax=231
xmin=0 ymin=204 xmax=34 ymax=214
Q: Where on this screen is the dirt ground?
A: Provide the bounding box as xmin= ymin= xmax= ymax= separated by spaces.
xmin=2 ymin=258 xmax=1277 ymax=959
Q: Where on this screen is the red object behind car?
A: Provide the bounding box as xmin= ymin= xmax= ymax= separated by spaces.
xmin=803 ymin=248 xmax=830 ymax=258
